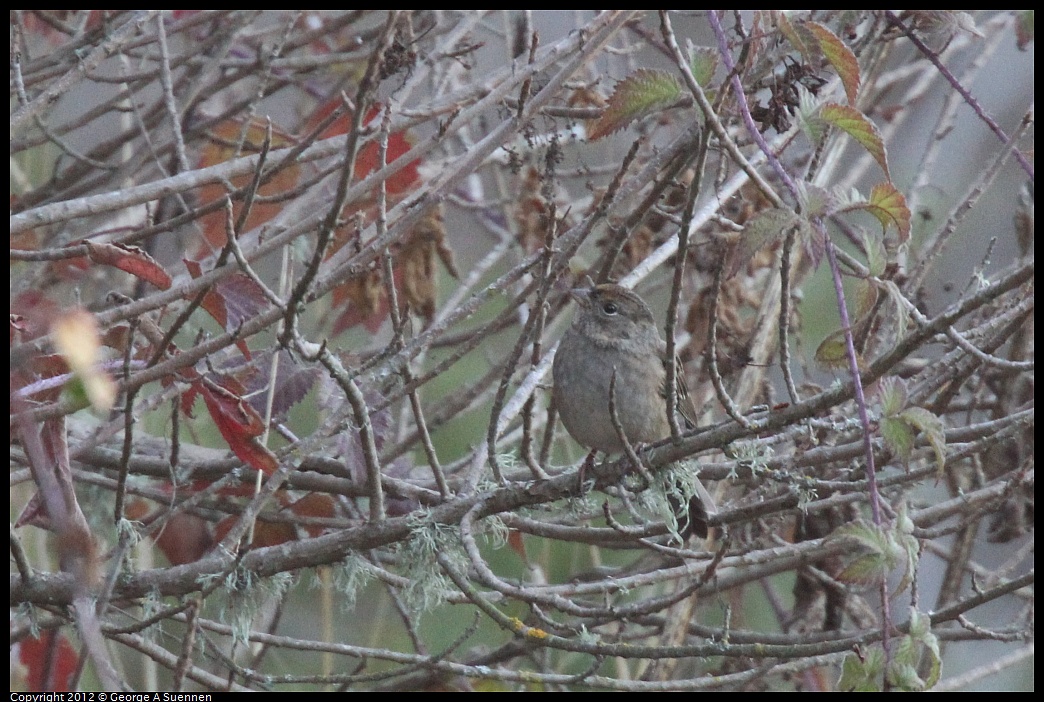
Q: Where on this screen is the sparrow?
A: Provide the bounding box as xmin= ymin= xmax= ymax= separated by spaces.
xmin=552 ymin=283 xmax=715 ymax=538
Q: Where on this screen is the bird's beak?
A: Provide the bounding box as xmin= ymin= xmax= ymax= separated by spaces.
xmin=569 ymin=286 xmax=592 ymax=307
xmin=570 ymin=275 xmax=597 ymax=305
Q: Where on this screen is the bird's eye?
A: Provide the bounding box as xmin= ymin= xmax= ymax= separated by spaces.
xmin=602 ymin=301 xmax=618 ymax=315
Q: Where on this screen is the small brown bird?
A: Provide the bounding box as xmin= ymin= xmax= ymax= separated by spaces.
xmin=552 ymin=283 xmax=716 ymax=539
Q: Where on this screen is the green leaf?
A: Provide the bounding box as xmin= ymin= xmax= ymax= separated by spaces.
xmin=886 ymin=610 xmax=941 ymax=692
xmin=867 ymin=182 xmax=912 ymax=242
xmin=775 ymin=11 xmax=818 ymax=60
xmin=892 ymin=501 xmax=919 ymax=596
xmin=839 ymin=646 xmax=885 ymax=691
xmin=833 ymin=519 xmax=889 ymax=551
xmin=688 ymin=45 xmax=718 ymax=87
xmin=61 ymin=375 xmax=93 ymax=412
xmin=853 ymin=277 xmax=879 ymax=323
xmin=729 ymin=207 xmax=807 ymax=278
xmin=862 ymin=227 xmax=889 ymax=277
xmin=820 ymin=103 xmax=890 ymax=178
xmin=807 ymin=21 xmax=861 ymax=105
xmin=900 ymin=406 xmax=947 ymax=477
xmin=878 ymin=375 xmax=909 ymax=417
xmin=796 ymin=181 xmax=838 ymax=219
xmin=1015 ymin=10 xmax=1034 ymax=50
xmin=837 ymin=552 xmax=891 ymax=585
xmin=907 ymin=608 xmax=942 ymax=688
xmin=882 ymin=415 xmax=916 ymax=464
xmin=888 ymin=657 xmax=926 ymax=692
xmin=814 ymin=328 xmax=860 ymax=370
xmin=588 ymin=69 xmax=682 ymax=140
xmin=832 ymin=520 xmax=906 ymax=585
xmin=797 ymin=84 xmax=827 ymax=143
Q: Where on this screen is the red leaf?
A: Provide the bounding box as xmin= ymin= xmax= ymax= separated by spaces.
xmin=83 ymin=240 xmax=172 ymax=290
xmin=508 ymin=530 xmax=528 ymax=561
xmin=194 ymin=117 xmax=301 ymax=252
xmin=197 ymin=377 xmax=278 ymax=475
xmin=309 ymin=99 xmax=421 ymax=197
xmin=17 ymin=631 xmax=78 ymax=692
xmin=154 ymin=511 xmax=214 ymax=565
xmin=214 ymin=515 xmax=296 ymax=548
xmin=290 ymin=492 xmax=337 ymax=537
xmin=184 ymin=258 xmax=265 ymax=360
xmin=11 ymin=290 xmax=62 ymax=342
